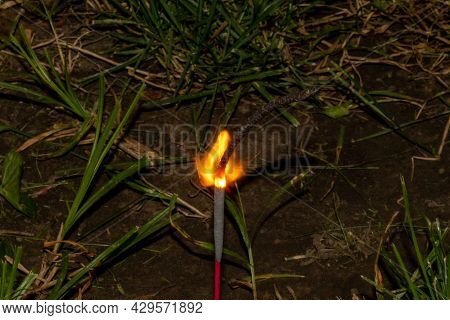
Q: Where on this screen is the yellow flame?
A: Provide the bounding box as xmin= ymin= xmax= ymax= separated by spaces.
xmin=196 ymin=130 xmax=243 ymax=189
xmin=214 ymin=175 xmax=227 ymax=189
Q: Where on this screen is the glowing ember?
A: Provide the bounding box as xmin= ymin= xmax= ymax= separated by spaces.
xmin=196 ymin=130 xmax=243 ymax=189
xmin=214 ymin=173 xmax=227 ymax=189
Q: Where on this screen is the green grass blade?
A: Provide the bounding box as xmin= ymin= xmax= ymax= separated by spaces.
xmin=392 ymin=244 xmax=419 ymax=299
xmin=0 ymin=152 xmax=36 ymax=217
xmin=56 ymin=199 xmax=176 ymax=299
xmin=4 ymin=247 xmax=22 ymax=300
xmin=400 ymin=176 xmax=435 ymax=299
xmin=73 ymin=157 xmax=149 ymax=225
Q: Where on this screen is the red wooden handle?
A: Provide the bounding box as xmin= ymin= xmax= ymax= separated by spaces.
xmin=214 ymin=260 xmax=221 ymax=300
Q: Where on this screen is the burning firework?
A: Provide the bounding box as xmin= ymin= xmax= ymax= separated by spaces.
xmin=196 ymin=130 xmax=243 ymax=299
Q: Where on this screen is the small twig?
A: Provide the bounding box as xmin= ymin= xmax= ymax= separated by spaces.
xmin=59 ymin=42 xmax=172 ymax=91
xmin=373 ymin=211 xmax=400 ymax=297
xmin=140 ymin=176 xmax=208 ymax=219
xmin=0 ymin=230 xmax=34 ymax=237
xmin=3 ymin=255 xmax=45 ymax=282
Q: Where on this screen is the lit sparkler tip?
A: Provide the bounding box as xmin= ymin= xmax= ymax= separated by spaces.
xmin=196 ymin=130 xmax=243 ymax=188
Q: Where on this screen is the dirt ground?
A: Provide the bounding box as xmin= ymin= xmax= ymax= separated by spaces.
xmin=0 ymin=2 xmax=448 ymax=299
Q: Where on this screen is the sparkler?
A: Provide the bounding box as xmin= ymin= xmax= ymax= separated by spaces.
xmin=196 ymin=89 xmax=319 ymax=299
xmin=196 ymin=130 xmax=243 ymax=300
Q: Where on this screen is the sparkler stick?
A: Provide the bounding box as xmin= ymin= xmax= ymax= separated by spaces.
xmin=196 ymin=89 xmax=318 ymax=300
xmin=196 ymin=131 xmax=242 ymax=300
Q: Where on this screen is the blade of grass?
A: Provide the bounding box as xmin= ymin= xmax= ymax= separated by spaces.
xmin=55 ymin=197 xmax=177 ymax=299
xmin=401 ymin=176 xmax=435 ymax=299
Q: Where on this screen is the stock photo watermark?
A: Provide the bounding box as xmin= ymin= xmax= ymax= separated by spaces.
xmin=135 ymin=123 xmax=315 ymax=178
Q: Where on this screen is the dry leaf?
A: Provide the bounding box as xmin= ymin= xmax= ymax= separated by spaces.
xmin=0 ymin=0 xmax=23 ymax=10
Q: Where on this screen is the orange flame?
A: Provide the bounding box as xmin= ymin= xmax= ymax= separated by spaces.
xmin=196 ymin=130 xmax=243 ymax=189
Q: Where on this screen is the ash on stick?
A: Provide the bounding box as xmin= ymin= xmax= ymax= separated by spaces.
xmin=218 ymin=88 xmax=319 ymax=171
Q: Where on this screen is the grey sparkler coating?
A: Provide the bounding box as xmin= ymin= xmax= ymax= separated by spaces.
xmin=214 ymin=187 xmax=225 ymax=262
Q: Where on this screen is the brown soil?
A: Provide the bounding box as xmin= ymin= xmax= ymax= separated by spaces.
xmin=0 ymin=3 xmax=448 ymax=300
